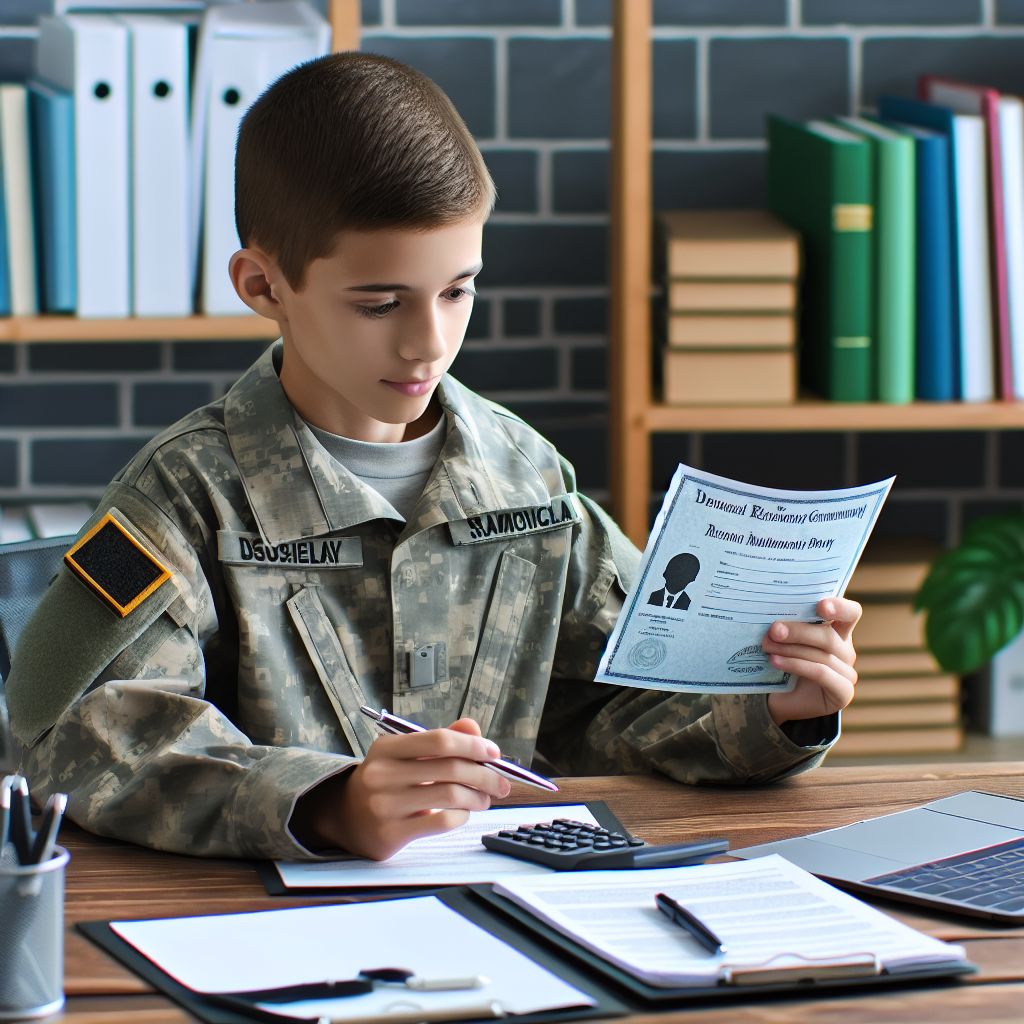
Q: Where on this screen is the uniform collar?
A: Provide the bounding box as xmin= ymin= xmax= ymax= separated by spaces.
xmin=224 ymin=341 xmax=554 ymax=546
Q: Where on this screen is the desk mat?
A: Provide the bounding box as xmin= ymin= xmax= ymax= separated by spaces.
xmin=256 ymin=801 xmax=627 ymax=898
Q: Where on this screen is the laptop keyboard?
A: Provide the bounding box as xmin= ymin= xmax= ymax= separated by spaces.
xmin=865 ymin=837 xmax=1024 ymax=913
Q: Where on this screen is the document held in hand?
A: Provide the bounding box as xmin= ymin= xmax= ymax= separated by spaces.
xmin=597 ymin=464 xmax=893 ymax=694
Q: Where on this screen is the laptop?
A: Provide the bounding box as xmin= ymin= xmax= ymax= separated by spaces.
xmin=733 ymin=791 xmax=1024 ymax=924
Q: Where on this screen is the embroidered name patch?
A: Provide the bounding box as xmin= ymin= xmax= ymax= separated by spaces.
xmin=448 ymin=496 xmax=582 ymax=546
xmin=65 ymin=513 xmax=172 ymax=617
xmin=218 ymin=531 xmax=363 ymax=568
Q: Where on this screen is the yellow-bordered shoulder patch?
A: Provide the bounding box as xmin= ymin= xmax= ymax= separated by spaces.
xmin=64 ymin=513 xmax=172 ymax=617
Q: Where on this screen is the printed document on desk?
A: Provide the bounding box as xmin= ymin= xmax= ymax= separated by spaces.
xmin=493 ymin=855 xmax=965 ymax=988
xmin=597 ymin=464 xmax=893 ymax=694
xmin=274 ymin=803 xmax=601 ymax=890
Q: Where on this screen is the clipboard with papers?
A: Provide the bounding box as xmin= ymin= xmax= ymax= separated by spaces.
xmin=80 ymin=855 xmax=976 ymax=1024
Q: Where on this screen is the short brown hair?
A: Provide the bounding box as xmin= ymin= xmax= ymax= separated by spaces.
xmin=235 ymin=52 xmax=495 ymax=289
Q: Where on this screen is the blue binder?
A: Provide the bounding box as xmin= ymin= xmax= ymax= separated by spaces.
xmin=877 ymin=96 xmax=960 ymax=401
xmin=27 ymin=79 xmax=76 ymax=314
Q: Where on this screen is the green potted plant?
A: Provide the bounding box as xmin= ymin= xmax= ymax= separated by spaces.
xmin=915 ymin=513 xmax=1024 ymax=674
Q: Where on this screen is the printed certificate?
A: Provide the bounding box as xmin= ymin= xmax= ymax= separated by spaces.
xmin=597 ymin=464 xmax=894 ymax=694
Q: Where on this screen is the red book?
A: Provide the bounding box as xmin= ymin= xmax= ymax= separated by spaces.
xmin=919 ymin=75 xmax=1012 ymax=399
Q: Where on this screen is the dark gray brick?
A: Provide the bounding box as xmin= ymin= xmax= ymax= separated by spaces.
xmin=999 ymin=431 xmax=1024 ymax=486
xmin=571 ymin=348 xmax=606 ymax=390
xmin=0 ymin=38 xmax=34 ymax=83
xmin=962 ymin=499 xmax=1024 ymax=532
xmin=862 ymin=38 xmax=1024 ymax=107
xmin=172 ymin=340 xmax=270 ymax=372
xmin=481 ymin=225 xmax=607 ymax=286
xmin=28 ymin=342 xmax=161 ymax=372
xmin=654 ymin=40 xmax=697 ymax=140
xmin=858 ymin=432 xmax=986 ymax=489
xmin=449 ymin=348 xmax=558 ymax=391
xmin=503 ymin=400 xmax=606 ymax=421
xmin=552 ymin=151 xmax=608 ymax=213
xmin=704 ymin=432 xmax=847 ymax=490
xmin=133 ymin=383 xmax=213 ymax=428
xmin=503 ymin=299 xmax=541 ymax=337
xmin=651 ymin=433 xmax=692 ymax=491
xmin=32 ymin=438 xmax=150 ymax=487
xmin=872 ymin=499 xmax=949 ymax=547
xmin=508 ymin=39 xmax=609 ymax=139
xmin=554 ymin=297 xmax=607 ymax=334
xmin=0 ymin=441 xmax=17 ymax=488
xmin=540 ymin=423 xmax=607 ymax=489
xmin=0 ymin=1 xmax=50 ymax=24
xmin=0 ymin=384 xmax=118 ymax=427
xmin=998 ymin=0 xmax=1024 ymax=23
xmin=575 ymin=0 xmax=786 ymax=24
xmin=709 ymin=38 xmax=849 ymax=139
xmin=397 ymin=0 xmax=561 ymax=25
xmin=0 ymin=348 xmax=14 ymax=374
xmin=465 ymin=299 xmax=492 ymax=340
xmin=803 ymin=0 xmax=981 ymax=24
xmin=362 ymin=0 xmax=382 ymax=25
xmin=653 ymin=151 xmax=766 ymax=208
xmin=361 ymin=37 xmax=496 ymax=138
xmin=483 ymin=150 xmax=538 ymax=213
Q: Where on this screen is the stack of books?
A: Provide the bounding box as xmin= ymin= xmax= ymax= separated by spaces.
xmin=834 ymin=539 xmax=962 ymax=756
xmin=0 ymin=2 xmax=329 ymax=320
xmin=656 ymin=211 xmax=800 ymax=406
xmin=768 ymin=74 xmax=1024 ymax=403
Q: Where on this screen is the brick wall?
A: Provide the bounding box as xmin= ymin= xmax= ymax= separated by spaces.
xmin=0 ymin=0 xmax=1022 ymax=545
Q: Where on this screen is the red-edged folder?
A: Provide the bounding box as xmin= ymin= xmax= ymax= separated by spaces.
xmin=919 ymin=75 xmax=1012 ymax=399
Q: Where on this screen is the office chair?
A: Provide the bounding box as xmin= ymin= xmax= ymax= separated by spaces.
xmin=0 ymin=535 xmax=74 ymax=772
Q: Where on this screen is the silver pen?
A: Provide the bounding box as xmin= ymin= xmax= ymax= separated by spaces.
xmin=359 ymin=706 xmax=559 ymax=792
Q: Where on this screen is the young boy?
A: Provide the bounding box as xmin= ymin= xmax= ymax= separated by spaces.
xmin=6 ymin=53 xmax=860 ymax=862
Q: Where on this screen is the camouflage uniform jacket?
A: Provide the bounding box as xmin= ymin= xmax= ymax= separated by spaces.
xmin=6 ymin=343 xmax=837 ymax=860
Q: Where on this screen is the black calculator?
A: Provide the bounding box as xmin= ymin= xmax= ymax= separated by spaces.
xmin=481 ymin=818 xmax=728 ymax=871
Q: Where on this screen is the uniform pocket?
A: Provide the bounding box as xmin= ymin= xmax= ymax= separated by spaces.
xmin=286 ymin=586 xmax=378 ymax=757
xmin=460 ymin=551 xmax=537 ymax=734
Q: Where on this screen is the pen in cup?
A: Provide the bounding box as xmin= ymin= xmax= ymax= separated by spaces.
xmin=359 ymin=706 xmax=558 ymax=792
xmin=656 ymin=892 xmax=727 ymax=955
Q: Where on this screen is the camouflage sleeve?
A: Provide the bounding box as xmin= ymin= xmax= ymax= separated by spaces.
xmin=8 ymin=481 xmax=355 ymax=860
xmin=542 ymin=459 xmax=837 ymax=784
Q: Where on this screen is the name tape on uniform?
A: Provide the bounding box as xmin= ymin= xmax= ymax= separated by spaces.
xmin=218 ymin=531 xmax=363 ymax=568
xmin=449 ymin=495 xmax=582 ymax=546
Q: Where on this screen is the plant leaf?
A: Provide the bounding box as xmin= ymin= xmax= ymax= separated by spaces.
xmin=915 ymin=514 xmax=1024 ymax=674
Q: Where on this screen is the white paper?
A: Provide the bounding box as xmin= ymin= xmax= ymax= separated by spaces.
xmin=111 ymin=896 xmax=595 ymax=1020
xmin=596 ymin=465 xmax=893 ymax=694
xmin=28 ymin=502 xmax=93 ymax=539
xmin=494 ymin=855 xmax=965 ymax=988
xmin=275 ymin=804 xmax=600 ymax=890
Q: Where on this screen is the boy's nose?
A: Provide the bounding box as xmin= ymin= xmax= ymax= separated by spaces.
xmin=400 ymin=308 xmax=450 ymax=365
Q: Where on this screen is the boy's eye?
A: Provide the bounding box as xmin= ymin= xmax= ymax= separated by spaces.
xmin=444 ymin=286 xmax=475 ymax=302
xmin=358 ymin=299 xmax=399 ymax=319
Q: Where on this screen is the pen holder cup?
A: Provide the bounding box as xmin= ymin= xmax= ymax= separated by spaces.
xmin=0 ymin=846 xmax=68 ymax=1021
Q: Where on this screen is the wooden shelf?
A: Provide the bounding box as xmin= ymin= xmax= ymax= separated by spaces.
xmin=645 ymin=398 xmax=1024 ymax=432
xmin=0 ymin=315 xmax=281 ymax=343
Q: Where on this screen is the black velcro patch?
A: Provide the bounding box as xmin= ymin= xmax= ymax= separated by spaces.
xmin=64 ymin=514 xmax=172 ymax=617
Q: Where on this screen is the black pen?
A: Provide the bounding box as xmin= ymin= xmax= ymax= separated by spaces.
xmin=29 ymin=792 xmax=67 ymax=866
xmin=359 ymin=706 xmax=559 ymax=792
xmin=0 ymin=775 xmax=13 ymax=852
xmin=8 ymin=776 xmax=34 ymax=866
xmin=656 ymin=892 xmax=727 ymax=955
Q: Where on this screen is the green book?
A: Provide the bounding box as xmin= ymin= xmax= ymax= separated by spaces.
xmin=768 ymin=116 xmax=873 ymax=401
xmin=837 ymin=116 xmax=916 ymax=404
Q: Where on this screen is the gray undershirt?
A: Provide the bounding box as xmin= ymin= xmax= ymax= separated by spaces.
xmin=305 ymin=414 xmax=447 ymax=521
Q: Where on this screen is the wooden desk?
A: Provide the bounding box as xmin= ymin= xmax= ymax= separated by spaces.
xmin=55 ymin=762 xmax=1024 ymax=1023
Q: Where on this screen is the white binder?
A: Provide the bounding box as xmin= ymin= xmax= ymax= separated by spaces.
xmin=0 ymin=84 xmax=39 ymax=316
xmin=37 ymin=14 xmax=131 ymax=318
xmin=121 ymin=14 xmax=192 ymax=317
xmin=191 ymin=2 xmax=330 ymax=315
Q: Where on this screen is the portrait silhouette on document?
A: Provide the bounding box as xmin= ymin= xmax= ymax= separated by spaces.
xmin=648 ymin=552 xmax=700 ymax=610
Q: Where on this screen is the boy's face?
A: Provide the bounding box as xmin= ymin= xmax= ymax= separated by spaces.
xmin=233 ymin=217 xmax=483 ymax=441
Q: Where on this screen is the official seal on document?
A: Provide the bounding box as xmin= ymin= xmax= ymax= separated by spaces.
xmin=628 ymin=638 xmax=667 ymax=670
xmin=726 ymin=644 xmax=771 ymax=675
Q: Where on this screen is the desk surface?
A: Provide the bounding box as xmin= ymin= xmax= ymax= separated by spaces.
xmin=55 ymin=762 xmax=1024 ymax=1023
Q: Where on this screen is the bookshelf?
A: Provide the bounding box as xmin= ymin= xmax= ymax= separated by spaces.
xmin=0 ymin=0 xmax=359 ymax=346
xmin=607 ymin=0 xmax=1024 ymax=548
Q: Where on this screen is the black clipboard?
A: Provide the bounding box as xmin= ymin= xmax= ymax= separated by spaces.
xmin=256 ymin=801 xmax=628 ymax=897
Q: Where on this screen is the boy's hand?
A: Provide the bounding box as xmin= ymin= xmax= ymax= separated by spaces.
xmin=290 ymin=718 xmax=511 ymax=860
xmin=764 ymin=597 xmax=861 ymax=727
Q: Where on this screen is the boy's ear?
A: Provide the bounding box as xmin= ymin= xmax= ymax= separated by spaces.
xmin=228 ymin=248 xmax=288 ymax=323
